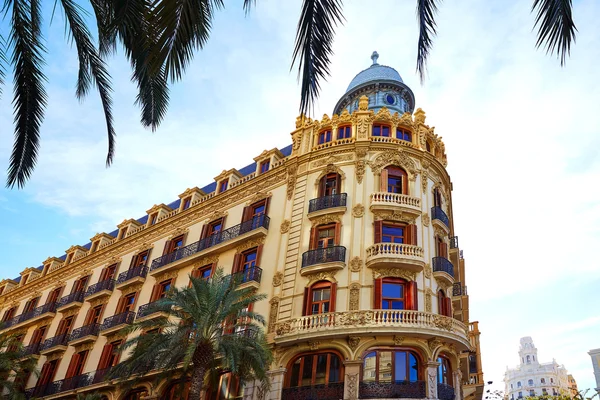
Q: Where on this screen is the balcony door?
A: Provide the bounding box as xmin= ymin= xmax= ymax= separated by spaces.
xmin=319 ymin=173 xmax=340 ymax=197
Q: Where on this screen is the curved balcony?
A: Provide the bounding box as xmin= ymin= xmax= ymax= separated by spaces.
xmin=438 ymin=383 xmax=456 ymax=400
xmin=116 ymin=266 xmax=148 ymax=290
xmin=359 ymin=380 xmax=426 ymax=399
xmin=432 ymin=206 xmax=450 ymax=234
xmin=85 ymin=279 xmax=115 ymax=301
xmin=100 ymin=311 xmax=135 ymax=335
xmin=69 ymin=323 xmax=100 ymax=345
xmin=369 ymin=192 xmax=421 ymax=217
xmin=274 ymin=309 xmax=470 ymax=350
xmin=307 ymin=193 xmax=347 ymax=219
xmin=300 ymin=246 xmax=346 ymax=276
xmin=432 ymin=256 xmax=454 ymax=285
xmin=39 ymin=333 xmax=69 ymax=355
xmin=1 ymin=302 xmax=57 ymax=331
xmin=365 ymin=243 xmax=425 ymax=272
xmin=282 ymin=382 xmax=344 ymax=400
xmin=56 ymin=291 xmax=84 ymax=312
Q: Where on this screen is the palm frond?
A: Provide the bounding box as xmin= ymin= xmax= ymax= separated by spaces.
xmin=291 ymin=0 xmax=344 ymax=117
xmin=243 ymin=0 xmax=256 ymax=14
xmin=416 ymin=0 xmax=441 ymax=83
xmin=89 ymin=0 xmax=116 ymax=56
xmin=59 ymin=0 xmax=116 ymax=166
xmin=6 ymin=0 xmax=48 ymax=189
xmin=0 ymin=34 xmax=8 ymax=96
xmin=151 ymin=0 xmax=223 ymax=83
xmin=532 ymin=0 xmax=576 ymax=65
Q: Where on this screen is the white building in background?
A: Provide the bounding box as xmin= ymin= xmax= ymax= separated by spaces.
xmin=589 ymin=348 xmax=600 ymax=392
xmin=504 ymin=337 xmax=572 ymax=399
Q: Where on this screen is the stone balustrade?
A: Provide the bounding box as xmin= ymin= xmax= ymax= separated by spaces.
xmin=366 ymin=243 xmax=424 ymax=259
xmin=370 ymin=192 xmax=421 ymax=209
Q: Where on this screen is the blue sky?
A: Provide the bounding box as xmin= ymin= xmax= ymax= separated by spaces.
xmin=1 ymin=0 xmax=599 ymax=393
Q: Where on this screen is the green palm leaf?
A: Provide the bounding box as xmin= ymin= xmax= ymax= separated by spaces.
xmin=291 ymin=0 xmax=344 ymax=117
xmin=416 ymin=0 xmax=441 ymax=83
xmin=532 ymin=0 xmax=576 ymax=65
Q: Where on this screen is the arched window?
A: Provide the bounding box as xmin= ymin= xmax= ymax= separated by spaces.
xmin=528 ymin=379 xmax=534 ymax=386
xmin=433 ymin=187 xmax=443 ymax=208
xmin=286 ymin=352 xmax=343 ymax=388
xmin=374 ymin=278 xmax=417 ymax=310
xmin=381 ymin=166 xmax=408 ymax=194
xmin=162 ymin=380 xmax=190 ymax=400
xmin=318 ymin=173 xmax=341 ymax=197
xmin=396 ymin=128 xmax=412 ymax=142
xmin=437 ymin=356 xmax=452 ymax=386
xmin=438 ymin=290 xmax=451 ymax=317
xmin=318 ymin=129 xmax=332 ymax=145
xmin=526 ymin=356 xmax=531 ymax=364
xmin=517 ymin=382 xmax=522 ymax=388
xmin=303 ymin=281 xmax=337 ymax=316
xmin=362 ymin=349 xmax=420 ymax=383
xmin=337 ymin=125 xmax=352 ymax=140
xmin=123 ymin=388 xmax=148 ymax=400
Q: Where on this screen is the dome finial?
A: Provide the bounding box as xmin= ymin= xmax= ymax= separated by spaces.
xmin=371 ymin=51 xmax=379 ymax=65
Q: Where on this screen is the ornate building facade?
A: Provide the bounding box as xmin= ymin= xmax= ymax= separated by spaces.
xmin=0 ymin=53 xmax=484 ymax=400
xmin=504 ymin=337 xmax=573 ymax=399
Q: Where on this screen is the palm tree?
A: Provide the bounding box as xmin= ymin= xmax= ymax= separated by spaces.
xmin=108 ymin=268 xmax=272 ymax=399
xmin=1 ymin=0 xmax=576 ymax=188
xmin=0 ymin=328 xmax=39 ymax=400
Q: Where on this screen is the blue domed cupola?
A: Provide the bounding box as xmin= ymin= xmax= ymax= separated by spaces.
xmin=333 ymin=51 xmax=415 ymax=115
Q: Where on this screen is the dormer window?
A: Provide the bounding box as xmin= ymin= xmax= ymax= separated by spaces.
xmin=259 ymin=160 xmax=270 ymax=174
xmin=219 ymin=179 xmax=228 ymax=193
xmin=372 ymin=124 xmax=390 ymax=137
xmin=90 ymin=241 xmax=99 ymax=253
xmin=337 ymin=125 xmax=351 ymax=139
xmin=318 ymin=129 xmax=332 ymax=144
xmin=119 ymin=227 xmax=128 ymax=240
xmin=182 ymin=197 xmax=192 ymax=210
xmin=21 ymin=274 xmax=29 ymax=285
xmin=396 ymin=128 xmax=412 ymax=142
xmin=149 ymin=213 xmax=158 ymax=225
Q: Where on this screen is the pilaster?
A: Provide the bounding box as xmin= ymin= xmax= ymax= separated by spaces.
xmin=427 ymin=361 xmax=440 ymax=400
xmin=266 ymin=368 xmax=286 ymax=400
xmin=344 ymin=360 xmax=362 ymax=400
xmin=453 ymin=370 xmax=463 ymax=400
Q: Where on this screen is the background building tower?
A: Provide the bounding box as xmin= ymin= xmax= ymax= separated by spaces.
xmin=589 ymin=348 xmax=600 ymax=392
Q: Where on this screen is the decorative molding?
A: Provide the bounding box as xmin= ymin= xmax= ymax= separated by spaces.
xmin=62 ymin=308 xmax=80 ymax=318
xmin=306 ymin=271 xmax=337 ymax=285
xmin=310 ymin=154 xmax=354 ymax=168
xmin=206 ymin=210 xmax=227 ymax=223
xmin=425 ymin=288 xmax=434 ymax=313
xmin=355 ymin=160 xmax=367 ymax=184
xmin=122 ymin=283 xmax=143 ymax=296
xmin=46 ymin=352 xmax=64 ymax=361
xmin=311 ymin=214 xmax=342 ymax=227
xmin=89 ymin=298 xmax=108 ymax=309
xmin=434 ymin=226 xmax=448 ymax=239
xmin=422 ymin=213 xmax=430 ymax=227
xmin=435 ymin=279 xmax=451 ymax=292
xmin=394 ymin=335 xmax=405 ymax=345
xmin=428 ymin=337 xmax=443 ymax=354
xmin=349 ymin=282 xmax=361 ymax=310
xmin=245 ymin=191 xmax=271 ymax=206
xmin=358 ymin=95 xmax=369 ymax=111
xmin=192 ymin=255 xmax=219 ymax=269
xmin=308 ymin=341 xmax=320 ymax=350
xmin=272 ymin=272 xmax=283 ymax=287
xmin=168 ymin=227 xmax=189 ymax=239
xmin=432 ymin=315 xmax=453 ymax=331
xmin=268 ymin=297 xmax=279 ymax=333
xmin=352 ymin=204 xmax=365 ymax=218
xmin=286 ymin=165 xmax=297 ymax=200
xmin=368 ymin=150 xmax=418 ymax=180
xmin=373 ymin=210 xmax=416 ymax=224
xmin=348 ymin=336 xmax=361 ymax=351
xmin=347 ymin=373 xmax=359 ymax=400
xmin=349 ymin=257 xmax=362 ymax=273
xmin=421 ymin=170 xmax=429 ymax=193
xmin=235 ymin=237 xmax=265 ymax=253
xmin=279 ymin=220 xmax=291 ymax=234
xmin=155 ymin=270 xmax=179 ymax=283
xmin=74 ymin=342 xmax=95 ymax=353
xmin=371 ymin=268 xmax=416 ymax=281
xmin=424 ymin=263 xmax=432 ymax=279
xmin=106 ymin=332 xmax=127 ymax=343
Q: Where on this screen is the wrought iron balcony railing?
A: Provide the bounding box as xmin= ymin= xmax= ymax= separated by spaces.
xmin=234 ymin=266 xmax=263 ymax=284
xmin=450 ymin=236 xmax=459 ymax=249
xmin=57 ymin=291 xmax=84 ymax=308
xmin=359 ymin=380 xmax=426 ymax=399
xmin=438 ymin=383 xmax=455 ymax=400
xmin=3 ymin=303 xmax=57 ymax=329
xmin=281 ymin=382 xmax=345 ymax=400
xmin=25 ymin=368 xmax=112 ymax=398
xmin=431 ymin=206 xmax=450 ymax=228
xmin=452 ymin=282 xmax=467 ymax=296
xmin=308 ymin=193 xmax=347 ymax=213
xmin=136 ymin=302 xmax=163 ymax=319
xmin=85 ymin=279 xmax=116 ymax=297
xmin=150 ymin=214 xmax=270 ymax=272
xmin=432 ymin=257 xmax=454 ymax=277
xmin=21 ymin=342 xmax=41 ymax=357
xmin=301 ymin=246 xmax=346 ymax=268
xmin=69 ymin=323 xmax=100 ymax=342
xmin=116 ymin=266 xmax=148 ymax=285
xmin=39 ymin=333 xmax=69 ymax=352
xmin=100 ymin=311 xmax=135 ymax=331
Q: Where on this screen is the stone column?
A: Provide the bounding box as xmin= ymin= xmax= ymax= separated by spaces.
xmin=453 ymin=370 xmax=463 ymax=400
xmin=266 ymin=368 xmax=286 ymax=400
xmin=343 ymin=360 xmax=362 ymax=400
xmin=427 ymin=361 xmax=440 ymax=400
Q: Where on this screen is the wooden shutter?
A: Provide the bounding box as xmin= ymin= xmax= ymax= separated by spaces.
xmin=406 ymin=281 xmax=418 ymax=311
xmin=129 ymin=254 xmax=137 ymax=269
xmin=162 ymin=239 xmax=172 ymax=255
xmin=334 ymin=174 xmax=341 ymax=194
xmin=200 ymin=224 xmax=209 ymax=240
xmin=264 ymin=197 xmax=271 ymax=215
xmin=329 ymin=282 xmax=337 ymax=312
xmin=255 ymin=245 xmax=264 ymax=266
xmin=374 ymin=278 xmax=382 ymax=308
xmin=309 ymin=227 xmax=319 ymax=250
xmin=302 ymin=288 xmax=309 ymax=316
xmin=149 ymin=284 xmax=161 ymax=303
xmin=334 ymin=223 xmax=341 ymax=245
xmin=115 ymin=296 xmax=127 ymax=314
xmin=84 ymin=307 xmax=95 ymax=325
xmin=65 ymin=352 xmax=81 ymax=378
xmin=439 ymin=242 xmax=448 ymax=258
xmin=380 ymin=169 xmax=389 ymax=192
xmin=232 ymin=253 xmax=243 ymax=274
xmin=191 ymin=268 xmax=201 ymax=279
xmin=56 ymin=319 xmax=67 ymax=336
xmin=145 ymin=248 xmax=153 ymax=263
xmin=242 ymin=206 xmax=252 ymax=222
xmin=97 ymin=343 xmax=112 ymax=370
xmin=406 ymin=224 xmax=418 ymax=246
xmin=444 ymin=298 xmax=452 ymax=317
xmin=318 ymin=176 xmax=326 ymax=197
xmin=374 ymin=221 xmax=383 ymax=244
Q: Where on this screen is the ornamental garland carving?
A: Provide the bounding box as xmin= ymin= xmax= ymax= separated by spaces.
xmin=425 ymin=288 xmax=434 ymax=312
xmin=280 ymin=220 xmax=291 ymax=234
xmin=422 ymin=213 xmax=430 ymax=227
xmin=268 ymin=297 xmax=279 ymax=333
xmin=373 ymin=210 xmax=415 ymax=224
xmin=192 ymin=255 xmax=219 ymax=269
xmin=347 ymin=373 xmax=359 ymax=400
xmin=352 ymin=204 xmax=365 ymax=218
xmin=155 ymin=270 xmax=179 ymax=283
xmin=89 ymin=298 xmax=108 ymax=309
xmin=394 ymin=335 xmax=405 ymax=345
xmin=311 ymin=154 xmax=354 ymax=168
xmin=355 ymin=160 xmax=367 ymax=184
xmin=169 ymin=227 xmax=189 ymax=239
xmin=347 ymin=336 xmax=361 ymax=351
xmin=286 ymin=165 xmax=297 ymax=200
xmin=349 ymin=282 xmax=361 ymax=310
xmin=311 ymin=214 xmax=342 ymax=227
xmin=62 ymin=308 xmax=80 ymax=318
xmin=272 ymin=272 xmax=283 ymax=287
xmin=432 ymin=316 xmax=453 ymax=331
xmin=246 ymin=191 xmax=271 ymax=206
xmin=371 ymin=268 xmax=416 ymax=281
xmin=306 ymin=271 xmax=338 ymax=285
xmin=206 ymin=210 xmax=227 ymax=223
xmin=424 ymin=263 xmax=432 ymax=279
xmin=369 ymin=150 xmax=418 ymax=180
xmin=235 ymin=237 xmax=265 ymax=253
xmin=349 ymin=257 xmax=363 ymax=273
xmin=123 ymin=283 xmax=143 ymax=296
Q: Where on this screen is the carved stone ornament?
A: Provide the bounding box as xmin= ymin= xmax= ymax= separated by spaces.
xmin=352 ymin=204 xmax=365 ymax=218
xmin=280 ymin=220 xmax=291 ymax=234
xmin=287 ymin=165 xmax=297 ymax=200
xmin=349 ymin=282 xmax=361 ymax=310
xmin=423 ymin=172 xmax=431 ymax=192
xmin=375 ymin=107 xmax=394 ymax=123
xmin=358 ymin=95 xmax=369 ymax=111
xmin=74 ymin=342 xmax=95 ymax=353
xmin=428 ymin=337 xmax=443 ymax=354
xmin=433 ymin=315 xmax=454 ymax=331
xmin=246 ymin=191 xmax=271 ymax=206
xmin=355 ymin=160 xmax=367 ymax=184
xmin=192 ymin=255 xmax=219 ymax=269
xmin=425 ymin=288 xmax=433 ymax=312
xmin=89 ymin=298 xmax=108 ymax=309
xmin=428 ymin=366 xmax=438 ymax=399
xmin=368 ymin=150 xmax=418 ymax=179
xmin=394 ymin=335 xmax=405 ymax=345
xmin=306 ymin=271 xmax=337 ymax=285
xmin=348 ymin=336 xmax=361 ymax=351
xmin=434 ymin=226 xmax=448 ymax=239
xmin=235 ymin=237 xmax=265 ymax=253
xmin=373 ymin=210 xmax=415 ymax=224
xmin=123 ymin=283 xmax=143 ymax=296
xmin=422 ymin=213 xmax=430 ymax=227
xmin=272 ymin=272 xmax=283 ymax=287
xmin=349 ymin=257 xmax=363 ymax=273
xmin=372 ymin=268 xmax=416 ymax=281
xmin=169 ymin=227 xmax=189 ymax=239
xmin=106 ymin=332 xmax=127 ymax=343
xmin=311 ymin=154 xmax=354 ymax=168
xmin=62 ymin=308 xmax=80 ymax=318
xmin=206 ymin=210 xmax=227 ymax=223
xmin=347 ymin=373 xmax=359 ymax=400
xmin=424 ymin=263 xmax=432 ymax=279
xmin=435 ymin=279 xmax=451 ymax=292
xmin=338 ymin=311 xmax=374 ymax=326
xmin=155 ymin=270 xmax=178 ymax=283
xmin=47 ymin=352 xmax=64 ymax=361
xmin=268 ymin=297 xmax=279 ymax=333
xmin=311 ymin=214 xmax=342 ymax=227
xmin=309 ymin=341 xmax=321 ymax=350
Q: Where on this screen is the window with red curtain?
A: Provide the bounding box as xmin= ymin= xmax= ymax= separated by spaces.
xmin=303 ymin=281 xmax=336 ymax=315
xmin=374 ymin=278 xmax=418 ymax=310
xmin=285 ymin=352 xmax=343 ymax=388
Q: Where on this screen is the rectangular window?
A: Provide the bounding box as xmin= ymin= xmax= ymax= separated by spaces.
xmin=38 ymin=359 xmax=60 ymax=386
xmin=382 ymin=224 xmax=405 ymax=243
xmin=85 ymin=305 xmax=104 ymax=325
xmin=259 ymin=160 xmax=270 ymax=174
xmin=119 ymin=227 xmax=128 ymax=240
xmin=317 ymin=225 xmax=336 ymax=248
xmin=98 ymin=340 xmax=122 ymax=370
xmin=219 ymin=179 xmax=228 ymax=193
xmin=118 ymin=293 xmax=137 ymax=313
xmin=57 ymin=315 xmax=75 ymax=336
xmin=31 ymin=325 xmax=47 ymax=344
xmin=100 ymin=264 xmax=117 ymax=281
xmin=156 ymin=279 xmax=172 ymax=299
xmin=167 ymin=235 xmax=185 ymax=254
xmin=66 ymin=350 xmax=89 ymax=378
xmin=72 ymin=275 xmax=90 ymax=293
xmin=132 ymin=250 xmax=150 ymax=267
xmin=372 ymin=124 xmax=390 ymax=137
xmin=182 ymin=196 xmax=192 ymax=210
xmin=149 ymin=213 xmax=158 ymax=225
xmin=193 ymin=264 xmax=214 ymax=280
xmin=2 ymin=307 xmax=16 ymax=322
xmin=337 ymin=125 xmax=351 ymax=139
xmin=90 ymin=241 xmax=99 ymax=253
xmin=21 ymin=274 xmax=29 ymax=285
xmin=318 ymin=130 xmax=332 ymax=144
xmin=208 ymin=219 xmax=223 ymax=236
xmin=381 ymin=282 xmax=405 ymax=309
xmin=23 ymin=297 xmax=40 ymax=313
xmin=396 ymin=128 xmax=412 ymax=142
xmin=321 ymin=173 xmax=340 ymax=196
